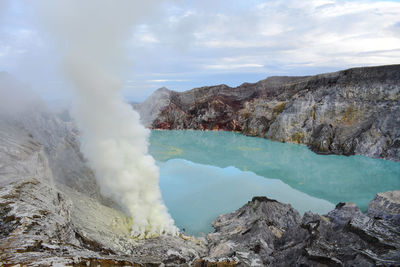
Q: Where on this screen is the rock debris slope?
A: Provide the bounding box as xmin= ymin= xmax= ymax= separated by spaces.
xmin=1 ymin=73 xmax=399 ymax=266
xmin=1 ymin=112 xmax=400 ymax=266
xmin=134 ymin=64 xmax=400 ymax=161
xmin=0 ymin=74 xmax=206 ymax=266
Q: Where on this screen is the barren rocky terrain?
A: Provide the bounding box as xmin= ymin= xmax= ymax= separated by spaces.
xmin=134 ymin=65 xmax=400 ymax=161
xmin=1 ymin=69 xmax=400 ymax=266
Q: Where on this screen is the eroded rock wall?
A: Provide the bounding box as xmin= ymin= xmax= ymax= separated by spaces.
xmin=1 ymin=71 xmax=399 ymax=266
xmin=1 ymin=108 xmax=399 ymax=266
xmin=136 ymin=65 xmax=400 ymax=161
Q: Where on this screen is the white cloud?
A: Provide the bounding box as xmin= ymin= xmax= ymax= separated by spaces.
xmin=148 ymin=79 xmax=189 ymax=82
xmin=205 ymin=64 xmax=264 ymax=70
xmin=142 ymin=0 xmax=400 ymax=69
xmin=1 ymin=0 xmax=400 ymax=100
xmin=139 ymin=33 xmax=159 ymax=43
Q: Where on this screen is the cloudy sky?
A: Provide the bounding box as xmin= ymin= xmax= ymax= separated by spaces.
xmin=0 ymin=0 xmax=399 ymax=102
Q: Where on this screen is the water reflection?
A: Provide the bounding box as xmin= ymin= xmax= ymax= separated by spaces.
xmin=158 ymin=159 xmax=334 ymax=236
xmin=150 ymin=130 xmax=400 ymax=210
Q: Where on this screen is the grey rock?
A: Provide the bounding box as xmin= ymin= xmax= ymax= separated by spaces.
xmin=207 ymin=194 xmax=400 ymax=266
xmin=0 ymin=74 xmax=207 ymax=266
xmin=0 ymin=177 xmax=207 ymax=266
xmin=132 ymin=87 xmax=173 ymax=127
xmin=206 ymin=196 xmax=307 ymax=266
xmin=135 ymin=64 xmax=400 ymax=161
xmin=1 ymin=106 xmax=399 ymax=266
xmin=326 ymin=202 xmax=363 ymax=230
xmin=368 ymin=191 xmax=400 ymax=225
xmin=1 ymin=73 xmax=399 ymax=266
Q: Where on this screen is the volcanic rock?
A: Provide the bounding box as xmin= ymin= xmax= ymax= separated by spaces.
xmin=205 ymin=195 xmax=400 ymax=266
xmin=134 ymin=64 xmax=400 ymax=161
xmin=368 ymin=190 xmax=400 ymax=225
xmin=0 ymin=75 xmax=207 ymax=266
xmin=1 ymin=72 xmax=400 ymax=266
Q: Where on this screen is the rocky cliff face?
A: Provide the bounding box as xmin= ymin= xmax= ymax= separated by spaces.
xmin=2 ymin=73 xmax=400 ymax=266
xmin=1 ymin=109 xmax=399 ymax=266
xmin=134 ymin=65 xmax=400 ymax=161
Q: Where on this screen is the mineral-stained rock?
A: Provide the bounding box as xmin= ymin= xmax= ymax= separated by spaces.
xmin=134 ymin=64 xmax=400 ymax=161
xmin=2 ymin=73 xmax=400 ymax=266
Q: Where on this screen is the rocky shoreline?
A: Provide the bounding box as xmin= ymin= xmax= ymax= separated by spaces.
xmin=1 ymin=109 xmax=399 ymax=266
xmin=133 ymin=64 xmax=400 ymax=161
xmin=205 ymin=193 xmax=400 ymax=266
xmin=1 ymin=69 xmax=400 ymax=266
xmin=1 ymin=176 xmax=399 ymax=266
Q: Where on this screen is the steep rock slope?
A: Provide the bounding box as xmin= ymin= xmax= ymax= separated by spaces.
xmin=204 ymin=194 xmax=400 ymax=266
xmin=0 ymin=75 xmax=207 ymax=266
xmin=135 ymin=65 xmax=400 ymax=161
xmin=1 ymin=107 xmax=399 ymax=266
xmin=2 ymin=73 xmax=399 ymax=266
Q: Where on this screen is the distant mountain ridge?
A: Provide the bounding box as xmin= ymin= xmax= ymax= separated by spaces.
xmin=133 ymin=64 xmax=400 ymax=161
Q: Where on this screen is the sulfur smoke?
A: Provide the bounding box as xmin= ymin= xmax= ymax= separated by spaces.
xmin=36 ymin=0 xmax=178 ymax=238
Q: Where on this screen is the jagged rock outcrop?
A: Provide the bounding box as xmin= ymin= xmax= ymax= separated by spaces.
xmin=0 ymin=74 xmax=207 ymax=266
xmin=1 ymin=106 xmax=399 ymax=266
xmin=134 ymin=65 xmax=400 ymax=161
xmin=368 ymin=191 xmax=400 ymax=225
xmin=204 ymin=195 xmax=400 ymax=266
xmin=0 ymin=177 xmax=207 ymax=266
xmin=2 ymin=73 xmax=399 ymax=266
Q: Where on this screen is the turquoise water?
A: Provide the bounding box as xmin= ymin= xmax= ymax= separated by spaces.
xmin=158 ymin=159 xmax=334 ymax=235
xmin=150 ymin=130 xmax=400 ymax=235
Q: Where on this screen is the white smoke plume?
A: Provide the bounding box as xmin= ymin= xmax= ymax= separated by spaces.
xmin=35 ymin=0 xmax=178 ymax=238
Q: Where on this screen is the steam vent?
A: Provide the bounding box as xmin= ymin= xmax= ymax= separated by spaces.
xmin=1 ymin=0 xmax=400 ymax=266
